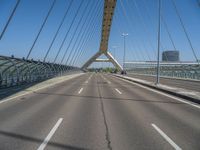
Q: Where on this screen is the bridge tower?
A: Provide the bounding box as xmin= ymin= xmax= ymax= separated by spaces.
xmin=82 ymin=0 xmax=123 ymax=71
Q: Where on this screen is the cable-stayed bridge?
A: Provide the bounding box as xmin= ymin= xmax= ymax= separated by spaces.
xmin=0 ymin=0 xmax=200 ymax=149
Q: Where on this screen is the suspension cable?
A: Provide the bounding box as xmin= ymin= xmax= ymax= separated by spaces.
xmin=161 ymin=15 xmax=176 ymax=51
xmin=119 ymin=0 xmax=152 ymax=61
xmin=53 ymin=0 xmax=84 ymax=63
xmin=130 ymin=0 xmax=157 ymax=56
xmin=26 ymin=0 xmax=56 ymax=59
xmin=74 ymin=11 xmax=102 ymax=67
xmin=0 ymin=0 xmax=21 ymax=40
xmin=73 ymin=12 xmax=101 ymax=66
xmin=75 ymin=10 xmax=103 ymax=67
xmin=119 ymin=0 xmax=148 ymax=61
xmin=114 ymin=5 xmax=142 ymax=61
xmin=139 ymin=0 xmax=170 ymax=61
xmin=63 ymin=0 xmax=92 ymax=65
xmin=66 ymin=0 xmax=100 ymax=66
xmin=171 ymin=0 xmax=199 ymax=63
xmin=69 ymin=1 xmax=102 ymax=66
xmin=43 ymin=0 xmax=73 ymax=62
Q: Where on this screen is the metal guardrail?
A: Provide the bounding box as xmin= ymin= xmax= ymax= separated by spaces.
xmin=125 ymin=62 xmax=200 ymax=80
xmin=0 ymin=55 xmax=80 ymax=88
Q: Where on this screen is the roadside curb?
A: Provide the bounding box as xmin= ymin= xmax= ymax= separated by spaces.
xmin=0 ymin=72 xmax=84 ymax=104
xmin=113 ymin=74 xmax=200 ymax=105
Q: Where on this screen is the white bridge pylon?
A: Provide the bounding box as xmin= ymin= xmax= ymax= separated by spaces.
xmin=82 ymin=0 xmax=123 ymax=71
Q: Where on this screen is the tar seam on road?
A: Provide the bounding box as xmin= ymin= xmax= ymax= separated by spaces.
xmin=97 ymin=76 xmax=112 ymax=150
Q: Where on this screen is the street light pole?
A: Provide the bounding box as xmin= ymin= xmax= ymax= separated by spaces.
xmin=122 ymin=33 xmax=128 ymax=71
xmin=156 ymin=0 xmax=161 ymax=85
xmin=112 ymin=46 xmax=117 ymax=58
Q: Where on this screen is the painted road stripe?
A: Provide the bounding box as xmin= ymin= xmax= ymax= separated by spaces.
xmin=118 ymin=77 xmax=200 ymax=109
xmin=100 ymin=74 xmax=111 ymax=84
xmin=37 ymin=118 xmax=63 ymax=150
xmin=115 ymin=88 xmax=122 ymax=94
xmin=152 ymin=124 xmax=182 ymax=150
xmin=85 ymin=73 xmax=94 ymax=84
xmin=78 ymin=88 xmax=83 ymax=94
xmin=88 ymin=73 xmax=94 ymax=80
xmin=105 ymin=78 xmax=111 ymax=84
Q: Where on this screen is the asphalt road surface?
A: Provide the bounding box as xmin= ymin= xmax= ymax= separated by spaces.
xmin=0 ymin=73 xmax=199 ymax=150
xmin=126 ymin=73 xmax=200 ymax=92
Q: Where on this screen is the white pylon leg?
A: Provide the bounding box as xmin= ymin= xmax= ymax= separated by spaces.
xmin=81 ymin=51 xmax=122 ymax=71
xmin=82 ymin=51 xmax=102 ymax=71
xmin=105 ymin=52 xmax=123 ymax=71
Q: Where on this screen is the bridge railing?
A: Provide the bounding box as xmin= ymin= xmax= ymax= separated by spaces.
xmin=0 ymin=55 xmax=80 ymax=88
xmin=125 ymin=62 xmax=200 ymax=80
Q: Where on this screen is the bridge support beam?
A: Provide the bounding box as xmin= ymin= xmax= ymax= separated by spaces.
xmin=82 ymin=51 xmax=122 ymax=71
xmin=82 ymin=0 xmax=122 ymax=71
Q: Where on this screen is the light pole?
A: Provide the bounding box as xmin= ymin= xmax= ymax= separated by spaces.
xmin=112 ymin=46 xmax=117 ymax=59
xmin=156 ymin=0 xmax=161 ymax=85
xmin=122 ymin=33 xmax=128 ymax=71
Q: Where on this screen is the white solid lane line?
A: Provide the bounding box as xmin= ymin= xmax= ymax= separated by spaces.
xmin=118 ymin=77 xmax=200 ymax=109
xmin=37 ymin=118 xmax=63 ymax=150
xmin=151 ymin=124 xmax=182 ymax=150
xmin=85 ymin=73 xmax=94 ymax=84
xmin=107 ymin=80 xmax=111 ymax=84
xmin=115 ymin=88 xmax=122 ymax=94
xmin=78 ymin=88 xmax=83 ymax=94
xmin=100 ymin=74 xmax=111 ymax=84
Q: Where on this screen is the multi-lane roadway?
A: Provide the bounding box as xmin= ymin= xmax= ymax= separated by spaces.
xmin=0 ymin=73 xmax=199 ymax=150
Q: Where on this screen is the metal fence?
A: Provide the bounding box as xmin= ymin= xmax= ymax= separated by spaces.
xmin=0 ymin=55 xmax=79 ymax=88
xmin=125 ymin=62 xmax=200 ymax=80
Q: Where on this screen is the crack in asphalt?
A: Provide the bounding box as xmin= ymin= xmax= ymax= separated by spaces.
xmin=97 ymin=75 xmax=113 ymax=150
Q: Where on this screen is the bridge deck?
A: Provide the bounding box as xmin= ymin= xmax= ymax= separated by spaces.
xmin=0 ymin=73 xmax=199 ymax=150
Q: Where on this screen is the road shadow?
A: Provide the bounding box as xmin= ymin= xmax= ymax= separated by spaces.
xmin=0 ymin=72 xmax=82 ymax=101
xmin=33 ymin=91 xmax=185 ymax=105
xmin=0 ymin=130 xmax=88 ymax=150
xmin=0 ymin=82 xmax=43 ymax=100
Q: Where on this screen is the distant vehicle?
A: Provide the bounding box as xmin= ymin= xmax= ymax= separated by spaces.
xmin=121 ymin=70 xmax=127 ymax=75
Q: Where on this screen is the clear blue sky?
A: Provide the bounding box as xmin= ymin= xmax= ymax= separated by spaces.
xmin=0 ymin=0 xmax=200 ymax=67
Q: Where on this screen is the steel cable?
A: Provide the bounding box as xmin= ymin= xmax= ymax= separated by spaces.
xmin=70 ymin=2 xmax=102 ymax=67
xmin=75 ymin=11 xmax=103 ymax=67
xmin=63 ymin=0 xmax=92 ymax=65
xmin=171 ymin=0 xmax=199 ymax=63
xmin=43 ymin=0 xmax=73 ymax=62
xmin=67 ymin=0 xmax=101 ymax=66
xmin=26 ymin=0 xmax=56 ymax=59
xmin=119 ymin=0 xmax=152 ymax=61
xmin=0 ymin=0 xmax=21 ymax=40
xmin=53 ymin=0 xmax=84 ymax=63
